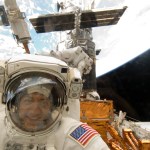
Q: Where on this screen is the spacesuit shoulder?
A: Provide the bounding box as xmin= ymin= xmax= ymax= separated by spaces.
xmin=55 ymin=117 xmax=110 ymax=150
xmin=62 ymin=118 xmax=110 ymax=150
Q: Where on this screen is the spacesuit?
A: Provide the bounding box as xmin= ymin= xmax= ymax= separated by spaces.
xmin=0 ymin=54 xmax=110 ymax=150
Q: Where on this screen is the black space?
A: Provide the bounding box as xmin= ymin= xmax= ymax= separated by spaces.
xmin=97 ymin=49 xmax=150 ymax=121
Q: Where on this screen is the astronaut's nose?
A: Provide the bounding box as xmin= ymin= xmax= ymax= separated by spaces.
xmin=30 ymin=103 xmax=42 ymax=117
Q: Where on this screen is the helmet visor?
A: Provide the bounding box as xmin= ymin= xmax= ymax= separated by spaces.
xmin=5 ymin=72 xmax=66 ymax=132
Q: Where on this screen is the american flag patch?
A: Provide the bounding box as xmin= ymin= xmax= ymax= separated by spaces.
xmin=69 ymin=124 xmax=99 ymax=147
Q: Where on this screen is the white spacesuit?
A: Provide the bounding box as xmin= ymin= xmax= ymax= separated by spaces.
xmin=0 ymin=54 xmax=110 ymax=150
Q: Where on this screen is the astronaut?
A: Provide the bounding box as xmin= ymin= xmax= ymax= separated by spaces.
xmin=0 ymin=54 xmax=110 ymax=150
xmin=56 ymin=0 xmax=100 ymax=100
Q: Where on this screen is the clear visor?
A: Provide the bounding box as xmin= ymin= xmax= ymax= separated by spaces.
xmin=5 ymin=72 xmax=66 ymax=133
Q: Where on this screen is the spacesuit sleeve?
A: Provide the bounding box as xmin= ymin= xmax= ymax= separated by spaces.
xmin=65 ymin=123 xmax=110 ymax=150
xmin=85 ymin=135 xmax=110 ymax=150
xmin=64 ymin=133 xmax=110 ymax=150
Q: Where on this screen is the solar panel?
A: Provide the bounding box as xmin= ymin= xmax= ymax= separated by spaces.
xmin=30 ymin=6 xmax=127 ymax=33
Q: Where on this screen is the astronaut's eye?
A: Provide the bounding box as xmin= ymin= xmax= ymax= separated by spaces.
xmin=20 ymin=95 xmax=33 ymax=105
xmin=40 ymin=99 xmax=50 ymax=107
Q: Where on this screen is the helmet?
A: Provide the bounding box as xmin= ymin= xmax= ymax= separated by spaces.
xmin=4 ymin=72 xmax=66 ymax=135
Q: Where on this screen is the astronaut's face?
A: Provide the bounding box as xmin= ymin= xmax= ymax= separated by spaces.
xmin=18 ymin=92 xmax=51 ymax=131
xmin=6 ymin=73 xmax=66 ymax=133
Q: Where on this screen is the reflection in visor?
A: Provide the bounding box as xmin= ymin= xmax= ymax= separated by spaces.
xmin=5 ymin=72 xmax=66 ymax=133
